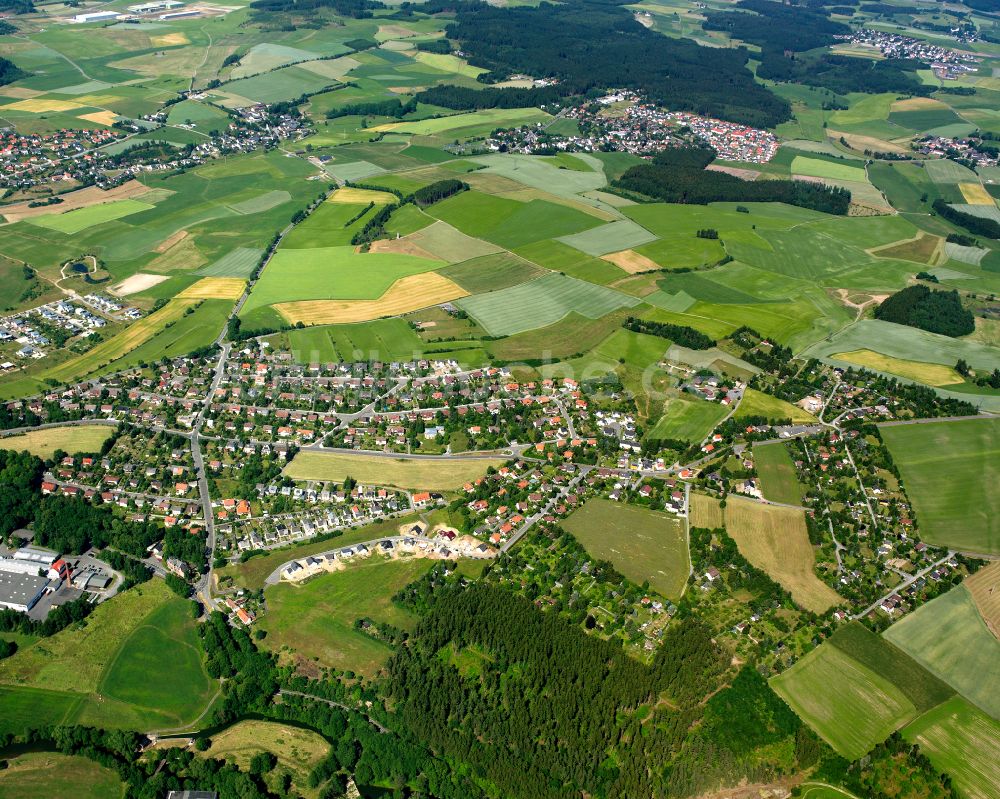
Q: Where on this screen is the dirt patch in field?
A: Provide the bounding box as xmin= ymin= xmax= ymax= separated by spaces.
xmin=0 ymin=180 xmax=154 ymax=223
xmin=602 ymin=249 xmax=661 ymax=274
xmin=831 ymin=288 xmax=888 ymax=314
xmin=706 ymin=164 xmax=761 ymax=180
xmin=367 ymin=237 xmax=442 ymax=261
xmin=275 ymin=273 xmax=468 ymax=325
xmin=111 ymin=273 xmax=169 ymax=296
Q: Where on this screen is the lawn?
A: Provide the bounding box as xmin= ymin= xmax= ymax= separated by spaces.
xmin=724 ymin=496 xmax=841 ymax=613
xmin=771 ymin=641 xmax=917 ymax=760
xmin=456 ymin=272 xmax=639 ymax=336
xmin=562 ymin=498 xmax=690 ymax=599
xmin=753 ymin=442 xmax=805 ymax=506
xmin=884 ymin=585 xmax=1000 ymax=719
xmin=0 ymin=424 xmax=113 ymax=458
xmin=902 ymin=696 xmax=1000 ymax=799
xmin=26 ymin=199 xmax=154 ymax=235
xmin=648 ymin=393 xmax=728 ymax=443
xmin=242 ymin=247 xmax=441 ymax=313
xmin=283 ymin=451 xmax=505 ymax=490
xmin=261 ymin=557 xmax=433 ymax=676
xmin=0 ymin=752 xmax=125 ymax=799
xmin=737 ymin=388 xmax=817 ymax=424
xmin=880 ymin=417 xmax=1000 ymax=553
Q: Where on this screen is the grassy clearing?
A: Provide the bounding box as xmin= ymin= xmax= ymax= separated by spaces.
xmin=25 ymin=199 xmax=153 ymax=234
xmin=274 ymin=272 xmax=467 ymax=325
xmin=884 ymin=585 xmax=1000 ymax=719
xmin=42 ymin=298 xmax=198 ymax=384
xmin=0 ymin=424 xmax=112 ymax=458
xmin=753 ymin=442 xmax=805 ymax=506
xmin=456 ymin=272 xmax=639 ymax=336
xmin=648 ymin=393 xmax=728 ymax=443
xmin=771 ymin=642 xmax=916 ymax=760
xmin=902 ymin=696 xmax=1000 ymax=799
xmin=725 ymin=496 xmax=841 ymax=613
xmin=262 ymin=557 xmax=433 ymax=676
xmin=284 ymin=451 xmax=504 ymax=490
xmin=737 ymin=388 xmax=817 ymax=423
xmin=562 ymin=498 xmax=689 ymax=599
xmin=881 ymin=418 xmax=1000 ymax=553
xmin=200 ymin=720 xmax=330 ymax=797
xmin=0 ymin=752 xmax=124 ymax=799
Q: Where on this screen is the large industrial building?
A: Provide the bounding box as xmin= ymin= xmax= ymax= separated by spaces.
xmin=0 ymin=546 xmax=68 ymax=613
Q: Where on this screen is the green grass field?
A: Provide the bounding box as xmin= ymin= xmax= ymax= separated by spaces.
xmin=439 ymin=252 xmax=544 ymax=293
xmin=0 ymin=752 xmax=125 ymax=799
xmin=771 ymin=641 xmax=918 ymax=759
xmin=456 ymin=272 xmax=639 ymax=336
xmin=556 ymin=219 xmax=657 ymax=256
xmin=737 ymin=388 xmax=817 ymax=424
xmin=562 ymin=498 xmax=689 ymax=599
xmin=903 ymin=696 xmax=1000 ymax=799
xmin=648 ymin=393 xmax=728 ymax=443
xmin=285 ymin=317 xmax=426 ymax=363
xmin=884 ymin=585 xmax=1000 ymax=720
xmin=197 ymin=247 xmax=262 ymax=277
xmin=284 ymin=451 xmax=504 ymax=490
xmin=880 ymin=418 xmax=1000 ymax=553
xmin=790 ymin=156 xmax=867 ymax=182
xmin=0 ymin=424 xmax=113 ymax=458
xmin=261 ymin=557 xmax=433 ymax=676
xmin=375 ymin=107 xmax=550 ymax=136
xmin=515 ymin=238 xmax=626 ymax=286
xmin=280 ymin=202 xmax=377 ymax=249
xmin=25 ymin=199 xmax=154 ymax=235
xmin=753 ymin=442 xmax=805 ymax=505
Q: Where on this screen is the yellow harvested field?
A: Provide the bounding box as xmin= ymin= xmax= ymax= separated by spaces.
xmin=959 ymin=182 xmax=995 ymax=205
xmin=0 ymin=86 xmax=43 ymax=99
xmin=724 ymin=495 xmax=841 ymax=613
xmin=827 ymin=129 xmax=909 ymax=155
xmin=78 ymin=111 xmax=118 ymax=126
xmin=891 ymin=97 xmax=948 ymax=111
xmin=111 ymin=272 xmax=169 ymax=296
xmin=285 ymin=450 xmax=504 ymax=490
xmin=176 ymin=277 xmax=246 ymax=300
xmin=831 ymin=349 xmax=962 ymax=387
xmin=43 ymin=299 xmax=198 ymax=383
xmin=966 ymin=561 xmax=1000 ymax=640
xmin=690 ymin=492 xmax=723 ymax=528
xmin=368 ymin=237 xmax=442 ymax=261
xmin=601 ymin=249 xmax=660 ymax=274
xmin=328 ymin=187 xmax=397 ymax=205
xmin=274 ymin=272 xmax=467 ymax=325
xmin=3 ymin=98 xmax=81 ymax=113
xmin=0 ymin=424 xmax=114 ymax=458
xmin=150 ymin=32 xmax=189 ymax=46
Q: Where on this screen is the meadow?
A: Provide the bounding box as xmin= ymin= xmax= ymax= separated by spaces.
xmin=456 ymin=273 xmax=640 ymax=337
xmin=884 ymin=585 xmax=1000 ymax=720
xmin=439 ymin=252 xmax=544 ymax=293
xmin=562 ymin=498 xmax=690 ymax=599
xmin=902 ymin=696 xmax=1000 ymax=799
xmin=283 ymin=451 xmax=504 ymax=490
xmin=689 ymin=492 xmax=723 ymax=529
xmin=753 ymin=442 xmax=805 ymax=506
xmin=0 ymin=752 xmax=125 ymax=799
xmin=771 ymin=641 xmax=917 ymax=760
xmin=26 ymin=199 xmax=154 ymax=235
xmin=556 ymin=219 xmax=658 ymax=257
xmin=648 ymin=393 xmax=728 ymax=443
xmin=285 ymin=318 xmax=424 ymax=363
xmin=737 ymin=388 xmax=817 ymax=424
xmin=724 ymin=496 xmax=841 ymax=613
xmin=0 ymin=424 xmax=113 ymax=458
xmin=880 ymin=417 xmax=1000 ymax=553
xmin=261 ymin=557 xmax=433 ymax=676
xmin=830 ymin=349 xmax=963 ymax=387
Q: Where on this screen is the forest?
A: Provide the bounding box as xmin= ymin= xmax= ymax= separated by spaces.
xmin=933 ymin=198 xmax=1000 ymax=238
xmin=416 ymin=0 xmax=791 ymax=127
xmin=874 ymin=284 xmax=975 ymax=337
xmin=613 ymin=148 xmax=851 ymax=214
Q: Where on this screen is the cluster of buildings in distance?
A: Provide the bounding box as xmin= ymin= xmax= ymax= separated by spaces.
xmin=844 ymin=29 xmax=979 ymax=80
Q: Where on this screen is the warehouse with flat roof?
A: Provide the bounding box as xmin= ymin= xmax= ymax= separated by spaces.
xmin=0 ymin=571 xmax=48 ymax=613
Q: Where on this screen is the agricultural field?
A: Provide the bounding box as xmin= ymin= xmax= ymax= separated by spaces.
xmin=737 ymin=388 xmax=817 ymax=424
xmin=753 ymin=442 xmax=806 ymax=506
xmin=884 ymin=585 xmax=1000 ymax=720
xmin=283 ymin=451 xmax=505 ymax=490
xmin=648 ymin=393 xmax=729 ymax=443
xmin=26 ymin=199 xmax=154 ymax=235
xmin=0 ymin=752 xmax=125 ymax=799
xmin=965 ymin=560 xmax=1000 ymax=639
xmin=723 ymin=496 xmax=841 ymax=613
xmin=0 ymin=424 xmax=113 ymax=458
xmin=880 ymin=418 xmax=1000 ymax=553
xmin=771 ymin=641 xmax=917 ymax=760
xmin=689 ymin=492 xmax=723 ymax=529
xmin=562 ymin=498 xmax=690 ymax=599
xmin=260 ymin=557 xmax=433 ymax=676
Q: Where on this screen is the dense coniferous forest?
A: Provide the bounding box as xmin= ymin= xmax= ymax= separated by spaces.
xmin=874 ymin=285 xmax=975 ymax=337
xmin=624 ymin=316 xmax=717 ymax=349
xmin=614 ymin=148 xmax=851 ymax=214
xmin=412 ymin=0 xmax=790 ymax=127
xmin=932 ymin=198 xmax=1000 ymax=238
xmin=415 ymin=84 xmax=565 ymax=110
